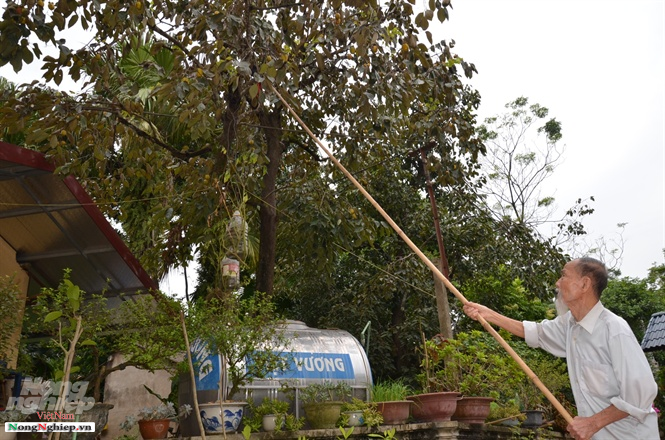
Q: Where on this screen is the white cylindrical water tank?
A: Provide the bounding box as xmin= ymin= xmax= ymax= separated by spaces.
xmin=178 ymin=320 xmax=372 ymax=436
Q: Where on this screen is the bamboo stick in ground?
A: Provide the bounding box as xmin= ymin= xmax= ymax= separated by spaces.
xmin=180 ymin=310 xmax=207 ymax=440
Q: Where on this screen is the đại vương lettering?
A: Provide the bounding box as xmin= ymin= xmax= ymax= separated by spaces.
xmin=296 ymin=355 xmax=346 ymax=372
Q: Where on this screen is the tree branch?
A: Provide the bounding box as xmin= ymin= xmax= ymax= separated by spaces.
xmin=285 ymin=138 xmax=324 ymax=162
xmin=113 ymin=111 xmax=212 ymax=160
xmin=250 ymin=2 xmax=302 ymax=11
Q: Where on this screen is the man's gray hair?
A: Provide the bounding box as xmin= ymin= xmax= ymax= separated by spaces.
xmin=576 ymin=257 xmax=608 ymax=297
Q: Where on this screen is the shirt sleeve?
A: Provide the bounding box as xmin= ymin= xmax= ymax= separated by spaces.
xmin=523 ymin=316 xmax=568 ymax=358
xmin=608 ymin=332 xmax=658 ymax=423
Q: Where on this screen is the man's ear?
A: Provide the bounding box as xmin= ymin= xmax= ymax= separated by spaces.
xmin=580 ymin=276 xmax=592 ymax=293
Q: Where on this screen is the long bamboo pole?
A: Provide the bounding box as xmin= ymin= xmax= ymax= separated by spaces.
xmin=266 ymin=82 xmax=574 ymax=425
xmin=180 ymin=311 xmax=207 ymax=440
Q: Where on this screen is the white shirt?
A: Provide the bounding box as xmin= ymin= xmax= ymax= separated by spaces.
xmin=523 ymin=301 xmax=659 ymax=440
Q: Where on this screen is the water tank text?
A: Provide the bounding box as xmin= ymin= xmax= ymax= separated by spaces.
xmin=271 ymin=352 xmax=355 ymax=380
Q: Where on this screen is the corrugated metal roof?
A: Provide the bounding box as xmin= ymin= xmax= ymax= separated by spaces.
xmin=641 ymin=312 xmax=665 ymax=352
xmin=0 ymin=142 xmax=157 ymax=298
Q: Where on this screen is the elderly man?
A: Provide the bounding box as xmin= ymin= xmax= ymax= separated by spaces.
xmin=463 ymin=257 xmax=659 ymax=440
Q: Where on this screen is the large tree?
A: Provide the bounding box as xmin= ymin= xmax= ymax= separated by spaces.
xmin=476 ymin=96 xmax=598 ymax=244
xmin=0 ymin=0 xmax=483 ymax=296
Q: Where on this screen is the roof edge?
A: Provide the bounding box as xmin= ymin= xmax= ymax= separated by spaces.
xmin=0 ymin=141 xmax=56 ymax=172
xmin=62 ymin=175 xmax=159 ymax=291
xmin=1 ymin=142 xmax=159 ymax=292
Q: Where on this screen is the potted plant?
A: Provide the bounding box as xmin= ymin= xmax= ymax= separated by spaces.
xmin=487 ymin=399 xmax=525 ymax=426
xmin=300 ymin=381 xmax=351 ymax=429
xmin=406 ymin=334 xmax=461 ymax=423
xmin=186 ymin=291 xmax=293 ymax=434
xmin=23 ymin=270 xmax=112 ymax=440
xmin=512 ymin=341 xmax=570 ymax=430
xmin=93 ymin=293 xmax=185 ymax=398
xmin=371 ymin=379 xmax=412 ymax=425
xmin=340 ymin=398 xmax=383 ymax=428
xmin=23 ymin=271 xmax=186 ymax=440
xmin=414 ymin=331 xmax=524 ymax=424
xmin=244 ymin=397 xmax=304 ymax=432
xmin=120 ymin=402 xmax=192 ymax=439
xmin=258 ymin=399 xmax=289 ymax=432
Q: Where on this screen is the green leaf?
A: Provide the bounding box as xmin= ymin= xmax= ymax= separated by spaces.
xmin=68 ymin=14 xmax=78 ymax=28
xmin=52 ymin=11 xmax=65 ymax=29
xmin=54 ymin=69 xmax=63 ymax=86
xmin=67 ymin=282 xmax=81 ymax=311
xmin=44 ymin=311 xmax=63 ymax=323
xmin=249 ymin=83 xmax=259 ymax=99
xmin=21 ymin=46 xmax=33 ymax=64
xmin=80 ymin=339 xmax=97 ymax=346
xmin=10 ymin=55 xmax=22 ymax=73
xmin=55 ymin=370 xmax=64 ymax=381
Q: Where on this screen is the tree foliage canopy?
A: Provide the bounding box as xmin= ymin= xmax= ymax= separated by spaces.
xmin=0 ymin=0 xmax=485 ymax=297
xmin=1 ymin=0 xmax=598 ymax=385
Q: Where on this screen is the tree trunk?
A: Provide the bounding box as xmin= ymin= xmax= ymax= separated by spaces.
xmin=255 ymin=109 xmax=283 ymax=296
xmin=420 ymin=148 xmax=453 ymax=339
xmin=214 ymin=86 xmax=242 ymax=176
xmin=433 ymin=258 xmax=453 ymax=339
xmin=390 ymin=292 xmax=407 ymax=375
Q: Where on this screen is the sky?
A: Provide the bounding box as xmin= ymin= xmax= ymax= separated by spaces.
xmin=431 ymin=0 xmax=665 ymax=279
xmin=1 ymin=0 xmax=663 ymax=290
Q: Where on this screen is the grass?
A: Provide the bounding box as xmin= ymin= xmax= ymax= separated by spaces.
xmin=371 ymin=379 xmax=413 ymax=402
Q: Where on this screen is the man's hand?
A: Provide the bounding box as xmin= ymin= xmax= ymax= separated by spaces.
xmin=462 ymin=301 xmax=526 ymax=338
xmin=567 ymin=405 xmax=629 ymax=440
xmin=567 ymin=416 xmax=600 ymax=440
xmin=463 ymin=302 xmax=489 ymax=321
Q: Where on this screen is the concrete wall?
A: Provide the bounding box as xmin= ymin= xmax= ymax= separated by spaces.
xmin=102 ymin=353 xmax=173 ymax=439
xmin=0 ymin=236 xmax=29 ymax=369
xmin=178 ymin=421 xmax=571 ymax=440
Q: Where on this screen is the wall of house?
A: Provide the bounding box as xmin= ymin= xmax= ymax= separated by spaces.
xmin=102 ymin=353 xmax=173 ymax=440
xmin=0 ymin=235 xmax=29 ymax=370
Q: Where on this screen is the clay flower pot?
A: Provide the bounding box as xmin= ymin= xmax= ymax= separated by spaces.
xmin=406 ymin=392 xmax=462 ymax=422
xmin=451 ymin=396 xmax=494 ymax=424
xmin=138 ymin=419 xmax=170 ymax=439
xmin=375 ymin=401 xmax=412 ymax=425
xmin=303 ymin=401 xmax=345 ymax=429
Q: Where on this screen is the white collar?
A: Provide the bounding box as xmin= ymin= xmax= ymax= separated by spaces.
xmin=575 ymin=300 xmax=605 ymax=334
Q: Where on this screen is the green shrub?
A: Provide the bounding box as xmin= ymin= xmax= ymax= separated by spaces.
xmin=371 ymin=379 xmax=412 ymax=402
xmin=341 ymin=398 xmax=383 ymax=427
xmin=300 ymin=381 xmax=351 ymax=404
xmin=418 ymin=331 xmax=524 ymax=399
xmin=245 ymin=398 xmax=287 ymax=431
